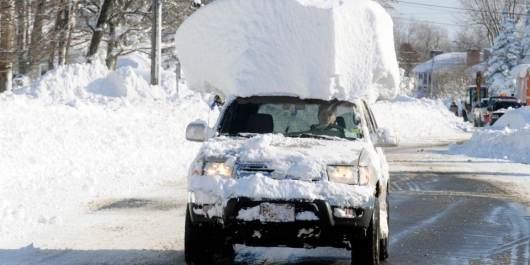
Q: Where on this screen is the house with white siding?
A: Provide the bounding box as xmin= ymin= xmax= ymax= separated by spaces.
xmin=413 ymin=49 xmax=486 ymax=95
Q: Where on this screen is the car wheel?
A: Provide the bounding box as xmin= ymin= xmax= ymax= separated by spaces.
xmin=351 ymin=199 xmax=380 ymax=265
xmin=215 ymin=242 xmax=236 ymax=264
xmin=185 ymin=207 xmax=215 ymax=265
xmin=379 ymin=191 xmax=389 ymax=261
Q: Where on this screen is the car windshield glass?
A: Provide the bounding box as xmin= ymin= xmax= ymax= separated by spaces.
xmin=494 ymin=101 xmax=521 ymax=110
xmin=488 ymin=97 xmax=516 ymax=107
xmin=217 ymin=96 xmax=362 ymax=140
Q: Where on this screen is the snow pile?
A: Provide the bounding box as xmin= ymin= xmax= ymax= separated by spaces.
xmin=449 ymin=107 xmax=530 ymax=164
xmin=175 ymin=0 xmax=399 ymax=103
xmin=492 ymin=106 xmax=530 ymax=129
xmin=0 ymin=61 xmax=217 ymax=247
xmin=13 ymin=62 xmax=178 ymax=104
xmin=372 ymin=96 xmax=471 ymax=141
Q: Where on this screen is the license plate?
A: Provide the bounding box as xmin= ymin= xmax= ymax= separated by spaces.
xmin=259 ymin=203 xmax=295 ymax=222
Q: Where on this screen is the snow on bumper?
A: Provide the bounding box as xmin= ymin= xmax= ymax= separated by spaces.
xmin=188 ymin=175 xmax=372 ymax=208
xmin=188 ymin=174 xmax=374 ymax=227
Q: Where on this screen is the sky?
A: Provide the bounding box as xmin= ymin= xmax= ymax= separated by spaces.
xmin=1 ymin=0 xmax=530 ymax=261
xmin=392 ymin=0 xmax=462 ymax=37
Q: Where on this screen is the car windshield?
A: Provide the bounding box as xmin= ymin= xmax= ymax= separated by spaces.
xmin=488 ymin=97 xmax=516 ymax=107
xmin=217 ymin=96 xmax=362 ymax=140
xmin=493 ymin=101 xmax=522 ymax=111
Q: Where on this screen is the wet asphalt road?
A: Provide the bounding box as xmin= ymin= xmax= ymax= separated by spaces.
xmin=230 ymin=145 xmax=530 ymax=265
xmin=387 ymin=173 xmax=530 ymax=265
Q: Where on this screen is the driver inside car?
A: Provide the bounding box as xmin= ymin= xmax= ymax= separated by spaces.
xmin=310 ymin=105 xmax=340 ymax=130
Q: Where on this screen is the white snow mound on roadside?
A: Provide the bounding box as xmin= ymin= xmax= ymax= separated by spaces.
xmin=491 ymin=107 xmax=530 ymax=129
xmin=448 ymin=107 xmax=530 ymax=164
xmin=448 ymin=126 xmax=530 ymax=164
xmin=175 ymin=0 xmax=399 ymax=103
xmin=372 ymin=96 xmax=471 ymax=140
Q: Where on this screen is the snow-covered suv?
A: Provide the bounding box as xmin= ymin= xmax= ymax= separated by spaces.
xmin=184 ymin=95 xmax=398 ymax=265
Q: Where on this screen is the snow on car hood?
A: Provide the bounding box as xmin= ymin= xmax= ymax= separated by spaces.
xmin=188 ymin=134 xmax=376 ymax=208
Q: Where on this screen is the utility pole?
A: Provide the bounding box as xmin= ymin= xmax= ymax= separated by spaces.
xmin=430 ymin=49 xmax=443 ymax=99
xmin=175 ymin=57 xmax=181 ymax=94
xmin=150 ymin=0 xmax=162 ymax=86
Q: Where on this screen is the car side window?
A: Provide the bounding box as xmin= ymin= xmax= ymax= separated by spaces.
xmin=362 ymin=101 xmax=377 ymax=133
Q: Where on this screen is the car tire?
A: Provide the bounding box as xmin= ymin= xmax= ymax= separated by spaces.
xmin=379 ymin=191 xmax=389 ymax=261
xmin=351 ymin=199 xmax=380 ymax=265
xmin=185 ymin=207 xmax=215 ymax=265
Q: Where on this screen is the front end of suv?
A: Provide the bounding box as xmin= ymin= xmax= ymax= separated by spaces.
xmin=184 ymin=96 xmax=397 ymax=265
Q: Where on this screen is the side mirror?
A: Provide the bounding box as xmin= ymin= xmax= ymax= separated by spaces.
xmin=371 ymin=128 xmax=398 ymax=148
xmin=186 ymin=120 xmax=211 ymax=142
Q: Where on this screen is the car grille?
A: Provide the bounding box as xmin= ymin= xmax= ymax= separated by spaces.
xmin=234 ymin=163 xmax=275 ymax=178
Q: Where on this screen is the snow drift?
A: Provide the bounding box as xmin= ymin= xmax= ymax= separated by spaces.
xmin=175 ymin=0 xmax=399 ymax=103
xmin=449 ymin=107 xmax=530 ymax=163
xmin=373 ymin=96 xmax=471 ymax=141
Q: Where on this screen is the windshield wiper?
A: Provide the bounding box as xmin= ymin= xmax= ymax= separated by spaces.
xmin=285 ymin=133 xmax=338 ymax=140
xmin=235 ymin=132 xmax=260 ymax=138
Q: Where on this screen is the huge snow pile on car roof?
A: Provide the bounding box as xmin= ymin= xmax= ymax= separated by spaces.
xmin=175 ymin=0 xmax=399 ymax=103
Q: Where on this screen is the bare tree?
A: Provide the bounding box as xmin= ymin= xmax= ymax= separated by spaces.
xmin=81 ymin=0 xmax=216 ymax=70
xmin=457 ymin=0 xmax=525 ymax=45
xmin=14 ymin=0 xmax=30 ymax=74
xmin=433 ymin=66 xmax=473 ymax=99
xmin=50 ymin=0 xmax=74 ymax=66
xmin=453 ymin=27 xmax=488 ymax=51
xmin=407 ymin=22 xmax=451 ymax=62
xmin=374 ymin=0 xmax=396 ymax=9
xmin=27 ymin=0 xmax=49 ymax=78
xmin=86 ymin=0 xmax=114 ymax=63
xmin=0 ymin=0 xmax=15 ymax=92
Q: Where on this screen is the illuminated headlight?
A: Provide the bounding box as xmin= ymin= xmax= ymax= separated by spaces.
xmin=203 ymin=162 xmax=233 ymax=178
xmin=326 ymin=166 xmax=369 ymax=185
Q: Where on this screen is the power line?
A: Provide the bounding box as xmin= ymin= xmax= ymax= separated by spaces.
xmin=397 ymin=0 xmax=529 ymax=16
xmin=393 ymin=17 xmax=474 ymax=28
xmin=397 ymin=1 xmax=462 ymax=11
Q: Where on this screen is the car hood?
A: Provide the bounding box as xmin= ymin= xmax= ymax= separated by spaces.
xmin=189 ymin=134 xmax=377 ymax=208
xmin=195 ymin=134 xmax=374 ymax=181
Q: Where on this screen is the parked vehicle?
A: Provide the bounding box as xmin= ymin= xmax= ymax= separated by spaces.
xmin=488 ymin=99 xmax=523 ymax=125
xmin=486 ymin=95 xmax=517 ymax=109
xmin=482 ymin=94 xmax=517 ymax=124
xmin=184 ymin=95 xmax=398 ymax=264
xmin=12 ymin=73 xmax=29 ymax=86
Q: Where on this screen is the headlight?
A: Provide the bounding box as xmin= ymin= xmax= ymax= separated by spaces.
xmin=203 ymin=162 xmax=233 ymax=178
xmin=327 ymin=166 xmax=369 ymax=185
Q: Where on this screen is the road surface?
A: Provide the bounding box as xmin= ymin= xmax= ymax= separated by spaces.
xmin=2 ymin=143 xmax=530 ymax=264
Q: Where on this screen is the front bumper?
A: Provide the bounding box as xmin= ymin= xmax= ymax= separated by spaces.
xmin=188 ymin=196 xmax=375 ymax=248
